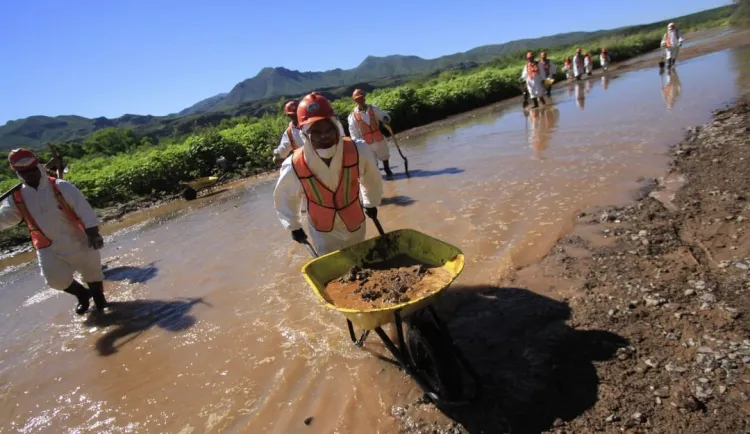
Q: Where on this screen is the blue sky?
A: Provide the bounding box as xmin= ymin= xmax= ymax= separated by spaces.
xmin=0 ymin=0 xmax=730 ymax=124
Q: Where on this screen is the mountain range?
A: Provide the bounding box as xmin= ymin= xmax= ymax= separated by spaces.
xmin=0 ymin=5 xmax=735 ymax=150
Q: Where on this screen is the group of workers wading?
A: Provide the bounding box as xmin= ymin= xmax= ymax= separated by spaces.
xmin=0 ymin=23 xmax=687 ymax=317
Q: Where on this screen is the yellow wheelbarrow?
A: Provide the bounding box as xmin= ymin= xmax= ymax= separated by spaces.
xmin=180 ymin=173 xmax=229 ymax=201
xmin=298 ymin=216 xmax=479 ymax=406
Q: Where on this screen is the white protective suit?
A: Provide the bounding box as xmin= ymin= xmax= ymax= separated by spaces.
xmin=539 ymin=59 xmax=557 ymax=80
xmin=584 ymin=56 xmax=593 ymax=75
xmin=274 ymin=119 xmax=384 ymax=255
xmin=661 ymin=28 xmax=684 ymax=61
xmin=573 ymin=54 xmax=585 ymax=78
xmin=662 ymin=70 xmax=682 ymax=110
xmin=0 ymin=170 xmax=103 ymax=289
xmin=520 ymin=62 xmax=545 ymax=98
xmin=563 ymin=62 xmax=574 ymax=79
xmin=600 ymin=54 xmax=610 ymax=71
xmin=273 ymin=122 xmax=305 ymax=161
xmin=347 ymin=105 xmax=391 ymax=162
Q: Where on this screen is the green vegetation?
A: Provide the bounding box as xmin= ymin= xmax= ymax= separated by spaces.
xmin=0 ymin=5 xmax=737 ymax=250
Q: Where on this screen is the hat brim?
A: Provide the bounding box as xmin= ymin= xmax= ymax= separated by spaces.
xmin=299 ymin=116 xmax=330 ymax=127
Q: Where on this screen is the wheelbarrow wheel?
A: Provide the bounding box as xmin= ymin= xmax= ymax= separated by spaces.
xmin=182 ymin=186 xmax=197 ymax=201
xmin=406 ymin=316 xmax=463 ymax=401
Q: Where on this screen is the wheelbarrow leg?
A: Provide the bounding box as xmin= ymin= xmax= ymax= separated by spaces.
xmin=346 ymin=319 xmax=370 ymax=347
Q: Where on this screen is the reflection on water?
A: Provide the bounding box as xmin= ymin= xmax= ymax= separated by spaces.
xmin=0 ymin=43 xmax=749 ymax=433
xmin=602 ymin=75 xmax=610 ymax=90
xmin=661 ymin=70 xmax=683 ymax=110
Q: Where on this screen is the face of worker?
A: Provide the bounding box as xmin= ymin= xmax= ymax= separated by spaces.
xmin=17 ymin=166 xmax=42 ymax=188
xmin=287 ymin=113 xmax=298 ymax=125
xmin=355 ymin=97 xmax=366 ymax=108
xmin=308 ymin=119 xmax=339 ymax=150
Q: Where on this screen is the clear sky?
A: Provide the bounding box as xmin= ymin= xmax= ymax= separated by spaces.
xmin=0 ymin=0 xmax=730 ymax=124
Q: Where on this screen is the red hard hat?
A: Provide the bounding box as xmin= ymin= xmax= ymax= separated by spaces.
xmin=297 ymin=92 xmax=335 ymax=127
xmin=352 ymin=89 xmax=366 ymax=100
xmin=284 ymin=100 xmax=298 ymax=115
xmin=8 ymin=148 xmax=39 ymax=171
xmin=540 ymin=51 xmax=547 ymax=59
xmin=526 ymin=51 xmax=534 ymax=60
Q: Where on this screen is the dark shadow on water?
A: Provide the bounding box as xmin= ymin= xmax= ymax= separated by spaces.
xmin=103 ymin=262 xmax=159 ymax=284
xmin=380 ymin=195 xmax=417 ymax=207
xmin=433 ymin=285 xmax=628 ymax=434
xmin=388 ymin=167 xmax=464 ymax=181
xmin=83 ymin=297 xmax=209 ymax=356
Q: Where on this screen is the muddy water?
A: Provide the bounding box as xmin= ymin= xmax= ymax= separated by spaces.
xmin=1 ymin=47 xmax=749 ymax=433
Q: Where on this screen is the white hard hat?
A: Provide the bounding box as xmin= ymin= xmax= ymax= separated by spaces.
xmin=668 ymin=22 xmax=675 ymax=28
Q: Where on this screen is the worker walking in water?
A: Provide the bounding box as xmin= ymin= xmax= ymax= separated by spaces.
xmin=600 ymin=48 xmax=610 ymax=72
xmin=521 ymin=52 xmax=546 ymax=108
xmin=539 ymin=51 xmax=556 ymax=97
xmin=273 ymin=100 xmax=305 ymax=167
xmin=584 ymin=52 xmax=593 ymax=76
xmin=661 ymin=22 xmax=684 ymax=70
xmin=274 ymin=92 xmax=383 ymax=256
xmin=347 ymin=89 xmax=393 ymax=179
xmin=563 ymin=56 xmax=574 ymax=80
xmin=573 ymin=48 xmax=585 ymax=80
xmin=0 ymin=149 xmax=107 ymax=315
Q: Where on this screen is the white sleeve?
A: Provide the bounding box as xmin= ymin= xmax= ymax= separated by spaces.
xmin=273 ymin=159 xmax=304 ymax=231
xmin=520 ymin=67 xmax=528 ymax=81
xmin=678 ymin=30 xmax=684 ymax=44
xmin=550 ymin=62 xmax=557 ymax=75
xmin=274 ymin=131 xmax=293 ymax=159
xmin=661 ymin=33 xmax=666 ymax=47
xmin=56 ymin=180 xmax=99 ymax=228
xmin=371 ymin=105 xmax=390 ymax=124
xmin=356 ymin=141 xmax=383 ymax=208
xmin=0 ymin=197 xmax=23 ymax=230
xmin=348 ymin=113 xmax=363 ymax=141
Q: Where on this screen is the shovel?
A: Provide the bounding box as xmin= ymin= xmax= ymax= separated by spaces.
xmin=383 ymin=124 xmax=409 ymax=177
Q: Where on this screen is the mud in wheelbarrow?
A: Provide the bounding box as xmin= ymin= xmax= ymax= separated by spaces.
xmin=301 ymin=229 xmax=480 ymax=406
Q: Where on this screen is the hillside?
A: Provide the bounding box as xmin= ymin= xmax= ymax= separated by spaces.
xmin=0 ymin=4 xmax=735 ymax=150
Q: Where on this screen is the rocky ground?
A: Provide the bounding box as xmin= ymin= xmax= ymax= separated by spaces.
xmin=395 ymin=98 xmax=750 ymax=433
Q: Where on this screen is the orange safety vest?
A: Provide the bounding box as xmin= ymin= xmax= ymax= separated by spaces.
xmin=286 ymin=123 xmax=301 ymax=150
xmin=13 ymin=177 xmax=84 ymax=249
xmin=664 ymin=31 xmax=675 ymax=48
xmin=353 ymin=106 xmax=384 ymax=145
xmin=526 ymin=62 xmax=539 ymax=80
xmin=292 ymin=138 xmax=365 ymax=233
xmin=541 ymin=59 xmax=551 ymax=76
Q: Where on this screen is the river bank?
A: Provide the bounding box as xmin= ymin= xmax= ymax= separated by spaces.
xmin=397 ymin=92 xmax=750 ymax=432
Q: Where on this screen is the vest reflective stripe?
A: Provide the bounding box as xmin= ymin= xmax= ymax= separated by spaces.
xmin=286 ymin=123 xmax=301 ymax=150
xmin=13 ymin=178 xmax=84 ymax=250
xmin=353 ymin=107 xmax=384 ymax=144
xmin=292 ymin=138 xmax=365 ymax=233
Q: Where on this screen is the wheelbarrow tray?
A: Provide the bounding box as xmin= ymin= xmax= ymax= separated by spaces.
xmin=301 ymin=229 xmax=464 ymax=330
xmin=183 ymin=176 xmax=220 ymax=191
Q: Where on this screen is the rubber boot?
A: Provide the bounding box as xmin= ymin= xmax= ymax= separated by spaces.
xmin=533 ymin=98 xmax=539 ymax=109
xmin=63 ymin=282 xmax=91 ymax=315
xmin=382 ymin=160 xmax=393 ymax=179
xmin=547 ymin=86 xmax=552 ymax=97
xmin=539 ymin=96 xmax=547 ymax=106
xmin=88 ymin=281 xmax=109 ymax=311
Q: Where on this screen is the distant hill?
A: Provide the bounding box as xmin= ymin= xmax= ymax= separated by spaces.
xmin=0 ymin=4 xmax=735 ymax=150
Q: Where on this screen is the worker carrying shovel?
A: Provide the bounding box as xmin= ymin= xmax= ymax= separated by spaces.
xmin=0 ymin=149 xmax=108 ymax=315
xmin=661 ymin=22 xmax=684 ymax=70
xmin=274 ymin=92 xmax=383 ymax=256
xmin=347 ymin=89 xmax=394 ymax=179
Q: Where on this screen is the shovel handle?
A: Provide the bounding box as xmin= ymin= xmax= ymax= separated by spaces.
xmin=369 ymin=215 xmax=386 ymax=236
xmin=302 ymin=240 xmax=319 ymax=258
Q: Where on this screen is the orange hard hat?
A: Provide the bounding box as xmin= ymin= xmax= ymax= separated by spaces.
xmin=352 ymin=89 xmax=366 ymax=100
xmin=8 ymin=148 xmax=39 ymax=171
xmin=526 ymin=51 xmax=534 ymax=60
xmin=283 ymin=100 xmax=298 ymax=115
xmin=540 ymin=51 xmax=547 ymax=59
xmin=297 ymin=92 xmax=335 ymax=127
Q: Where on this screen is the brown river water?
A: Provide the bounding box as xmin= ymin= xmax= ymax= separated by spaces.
xmin=1 ymin=42 xmax=749 ymax=433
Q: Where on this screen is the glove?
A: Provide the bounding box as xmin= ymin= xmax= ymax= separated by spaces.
xmin=85 ymin=227 xmax=104 ymax=250
xmin=382 ymin=115 xmax=391 ymax=125
xmin=364 ymin=207 xmax=377 ymax=219
xmin=291 ymin=229 xmax=307 ymax=243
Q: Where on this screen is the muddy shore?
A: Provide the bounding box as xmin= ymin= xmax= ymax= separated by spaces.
xmin=396 ymin=96 xmax=750 ymax=432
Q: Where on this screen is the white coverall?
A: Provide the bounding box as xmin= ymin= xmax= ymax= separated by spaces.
xmin=584 ymin=56 xmax=593 ymax=75
xmin=573 ymin=54 xmax=585 ymax=78
xmin=347 ymin=105 xmax=391 ymax=162
xmin=0 ymin=172 xmax=103 ymax=290
xmin=539 ymin=60 xmax=557 ymax=80
xmin=600 ymin=54 xmax=610 ymax=71
xmin=520 ymin=63 xmax=545 ymax=98
xmin=274 ymin=121 xmax=384 ymax=255
xmin=273 ymin=122 xmax=305 ymax=161
xmin=563 ymin=62 xmax=574 ymax=79
xmin=661 ymin=29 xmax=684 ymax=61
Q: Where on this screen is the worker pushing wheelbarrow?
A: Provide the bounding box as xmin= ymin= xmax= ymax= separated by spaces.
xmin=273 ymin=92 xmax=478 ymax=405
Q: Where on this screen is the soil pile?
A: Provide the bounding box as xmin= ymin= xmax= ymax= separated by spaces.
xmin=325 ymin=255 xmax=451 ymax=310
